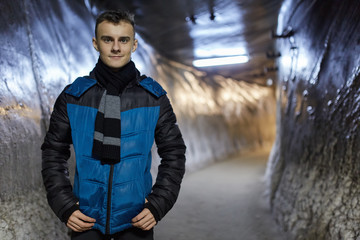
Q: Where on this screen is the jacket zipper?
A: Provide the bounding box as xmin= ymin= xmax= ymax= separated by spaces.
xmin=105 ymin=165 xmax=115 ymax=234
xmin=105 ymin=91 xmax=124 ymax=235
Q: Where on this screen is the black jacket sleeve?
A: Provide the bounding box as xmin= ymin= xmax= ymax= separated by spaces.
xmin=41 ymin=89 xmax=79 ymax=222
xmin=146 ymin=95 xmax=186 ymax=221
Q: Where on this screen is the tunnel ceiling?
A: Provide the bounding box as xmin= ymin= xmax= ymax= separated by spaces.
xmin=89 ymin=0 xmax=282 ymax=86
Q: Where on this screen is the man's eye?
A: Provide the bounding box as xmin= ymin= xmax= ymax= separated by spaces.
xmin=103 ymin=38 xmax=112 ymax=43
xmin=120 ymin=38 xmax=130 ymax=43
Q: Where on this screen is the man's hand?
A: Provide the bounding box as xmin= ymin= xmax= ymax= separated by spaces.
xmin=132 ymin=208 xmax=156 ymax=231
xmin=67 ymin=210 xmax=96 ymax=232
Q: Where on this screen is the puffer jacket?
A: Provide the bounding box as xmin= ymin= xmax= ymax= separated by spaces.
xmin=41 ymin=74 xmax=186 ymax=235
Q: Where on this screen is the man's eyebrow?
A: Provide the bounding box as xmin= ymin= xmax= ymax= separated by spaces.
xmin=100 ymin=35 xmax=131 ymax=39
xmin=100 ymin=35 xmax=114 ymax=39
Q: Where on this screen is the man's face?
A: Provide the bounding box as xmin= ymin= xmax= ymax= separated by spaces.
xmin=92 ymin=21 xmax=138 ymax=70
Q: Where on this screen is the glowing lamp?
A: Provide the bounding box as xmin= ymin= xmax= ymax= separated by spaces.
xmin=193 ymin=55 xmax=249 ymax=67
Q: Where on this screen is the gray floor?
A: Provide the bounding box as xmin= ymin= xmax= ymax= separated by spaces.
xmin=154 ymin=151 xmax=285 ymax=240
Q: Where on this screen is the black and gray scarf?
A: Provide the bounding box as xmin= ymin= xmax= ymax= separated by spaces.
xmin=90 ymin=58 xmax=137 ymax=165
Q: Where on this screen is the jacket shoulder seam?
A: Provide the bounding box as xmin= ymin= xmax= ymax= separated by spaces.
xmin=139 ymin=77 xmax=167 ymax=98
xmin=65 ymin=77 xmax=97 ymax=97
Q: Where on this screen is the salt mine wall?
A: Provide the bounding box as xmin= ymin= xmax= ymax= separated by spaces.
xmin=266 ymin=0 xmax=360 ymax=239
xmin=0 ymin=1 xmax=276 ymax=239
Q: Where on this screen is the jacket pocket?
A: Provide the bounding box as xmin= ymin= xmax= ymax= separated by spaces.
xmin=111 ymin=179 xmax=145 ymax=218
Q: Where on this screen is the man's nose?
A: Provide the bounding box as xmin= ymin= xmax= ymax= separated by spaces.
xmin=112 ymin=41 xmax=120 ymax=52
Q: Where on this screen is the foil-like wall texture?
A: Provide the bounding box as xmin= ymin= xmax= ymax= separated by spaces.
xmin=0 ymin=1 xmax=97 ymax=239
xmin=266 ymin=0 xmax=360 ymax=239
xmin=0 ymin=0 xmax=276 ymax=239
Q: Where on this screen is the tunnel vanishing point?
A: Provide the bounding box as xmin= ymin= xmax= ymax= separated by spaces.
xmin=1 ymin=0 xmax=360 ymax=239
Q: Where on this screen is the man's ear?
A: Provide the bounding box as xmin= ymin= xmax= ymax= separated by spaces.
xmin=132 ymin=39 xmax=138 ymax=53
xmin=92 ymin=37 xmax=99 ymax=51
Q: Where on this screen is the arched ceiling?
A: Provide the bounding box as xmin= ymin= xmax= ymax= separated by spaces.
xmin=88 ymin=0 xmax=283 ymax=86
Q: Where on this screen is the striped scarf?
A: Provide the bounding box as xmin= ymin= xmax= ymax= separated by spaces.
xmin=91 ymin=59 xmax=136 ymax=164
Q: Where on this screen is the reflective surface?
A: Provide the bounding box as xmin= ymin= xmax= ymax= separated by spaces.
xmin=266 ymin=0 xmax=360 ymax=239
xmin=0 ymin=0 xmax=97 ymax=238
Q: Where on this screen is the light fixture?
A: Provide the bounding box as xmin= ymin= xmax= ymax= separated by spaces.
xmin=193 ymin=55 xmax=249 ymax=67
xmin=185 ymin=15 xmax=197 ymax=24
xmin=209 ymin=12 xmax=215 ymax=20
xmin=195 ymin=47 xmax=247 ymax=58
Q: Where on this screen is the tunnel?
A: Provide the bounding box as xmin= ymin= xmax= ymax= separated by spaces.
xmin=0 ymin=0 xmax=360 ymax=239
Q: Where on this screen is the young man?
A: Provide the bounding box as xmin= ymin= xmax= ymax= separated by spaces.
xmin=41 ymin=10 xmax=186 ymax=240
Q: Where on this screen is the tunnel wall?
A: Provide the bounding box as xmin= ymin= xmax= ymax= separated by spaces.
xmin=0 ymin=1 xmax=97 ymax=239
xmin=143 ymin=54 xmax=276 ymax=172
xmin=0 ymin=1 xmax=275 ymax=239
xmin=266 ymin=0 xmax=360 ymax=239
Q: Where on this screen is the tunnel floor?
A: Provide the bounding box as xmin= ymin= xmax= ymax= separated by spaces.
xmin=154 ymin=150 xmax=285 ymax=240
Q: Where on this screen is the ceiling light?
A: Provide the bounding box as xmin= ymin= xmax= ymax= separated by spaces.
xmin=193 ymin=55 xmax=249 ymax=67
xmin=195 ymin=47 xmax=247 ymax=58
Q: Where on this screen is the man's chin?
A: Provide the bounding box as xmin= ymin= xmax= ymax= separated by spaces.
xmin=103 ymin=59 xmax=130 ymax=70
xmin=106 ymin=63 xmax=126 ymax=71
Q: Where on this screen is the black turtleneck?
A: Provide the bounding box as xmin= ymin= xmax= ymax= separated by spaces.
xmin=91 ymin=58 xmax=137 ymax=94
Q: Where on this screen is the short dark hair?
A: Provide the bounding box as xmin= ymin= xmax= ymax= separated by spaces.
xmin=95 ymin=10 xmax=135 ymax=38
